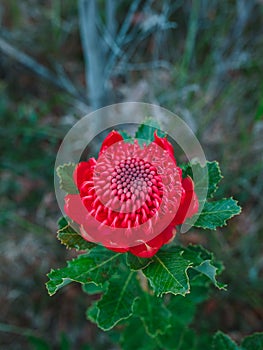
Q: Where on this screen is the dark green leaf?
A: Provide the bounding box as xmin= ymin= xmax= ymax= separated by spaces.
xmin=46 ymin=247 xmax=121 ymax=296
xmin=134 ymin=292 xmax=171 ymax=337
xmin=167 ymin=294 xmax=198 ymax=326
xmin=86 ymin=301 xmax=99 ymax=324
xmin=56 ymin=162 xmax=78 ymax=194
xmin=57 ymin=218 xmax=95 ymax=251
xmin=27 ymin=336 xmax=51 ymax=350
xmin=126 ymin=253 xmax=153 ymax=270
xmin=212 ymin=331 xmax=239 ymax=350
xmin=142 ymin=251 xmax=192 ymax=297
xmin=157 ymin=323 xmax=196 ymax=350
xmin=241 ymin=332 xmax=263 ymax=350
xmin=193 ymin=198 xmax=241 ymax=230
xmin=142 ymin=246 xmax=225 ymax=296
xmin=120 ymin=318 xmax=161 ymax=350
xmin=82 ymin=282 xmax=104 ymax=295
xmin=59 ymin=333 xmax=71 ymax=350
xmin=96 ymin=271 xmax=139 ymax=330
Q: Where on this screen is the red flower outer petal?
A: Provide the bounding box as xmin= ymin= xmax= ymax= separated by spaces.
xmin=64 ymin=194 xmax=88 ymax=226
xmin=106 ymin=246 xmax=129 ymax=253
xmin=65 ymin=194 xmax=178 ymax=257
xmin=153 ymin=131 xmax=176 ymax=164
xmin=172 ymin=176 xmax=199 ymax=225
xmin=129 ymin=230 xmax=165 ymax=258
xmin=73 ymin=159 xmax=96 ymax=189
xmin=99 ymin=130 xmax=124 ymax=155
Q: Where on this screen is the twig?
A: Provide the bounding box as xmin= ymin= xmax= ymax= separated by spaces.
xmin=78 ymin=0 xmax=108 ymax=108
xmin=0 ymin=37 xmax=84 ymax=101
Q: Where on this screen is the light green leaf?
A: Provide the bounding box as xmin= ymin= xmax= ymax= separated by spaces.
xmin=135 ymin=117 xmax=165 ymax=146
xmin=193 ymin=260 xmax=227 ymax=290
xmin=142 ymin=251 xmax=192 ymax=297
xmin=56 ymin=162 xmax=78 ymax=194
xmin=241 ymin=333 xmax=263 ymax=350
xmin=126 ymin=253 xmax=153 ymax=270
xmin=212 ymin=331 xmax=239 ymax=350
xmin=46 ymin=247 xmax=121 ymax=296
xmin=57 ymin=217 xmax=95 ymax=251
xmin=193 ymin=198 xmax=241 ymax=230
xmin=134 ymin=292 xmax=171 ymax=337
xmin=119 ymin=130 xmax=133 ymax=143
xmin=184 ymin=245 xmax=226 ymax=290
xmin=96 ymin=271 xmax=139 ymax=330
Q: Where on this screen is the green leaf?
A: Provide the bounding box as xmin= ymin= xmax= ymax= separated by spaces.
xmin=157 ymin=323 xmax=196 ymax=350
xmin=184 ymin=245 xmax=226 ymax=290
xmin=142 ymin=246 xmax=225 ymax=297
xmin=86 ymin=301 xmax=99 ymax=324
xmin=142 ymin=250 xmax=192 ymax=297
xmin=27 ymin=336 xmax=51 ymax=350
xmin=82 ymin=282 xmax=104 ymax=295
xmin=95 ymin=271 xmax=139 ymax=330
xmin=119 ymin=130 xmax=133 ymax=143
xmin=182 ymin=161 xmax=222 ymax=199
xmin=241 ymin=333 xmax=263 ymax=350
xmin=193 ymin=198 xmax=241 ymax=230
xmin=135 ymin=117 xmax=165 ymax=146
xmin=134 ymin=292 xmax=171 ymax=337
xmin=126 ymin=253 xmax=153 ymax=270
xmin=206 ymin=161 xmax=223 ymax=197
xmin=212 ymin=331 xmax=239 ymax=350
xmin=120 ymin=318 xmax=161 ymax=350
xmin=56 ymin=162 xmax=78 ymax=194
xmin=193 ymin=260 xmax=227 ymax=290
xmin=57 ymin=217 xmax=95 ymax=251
xmin=46 ymin=247 xmax=121 ymax=296
xmin=167 ymin=294 xmax=198 ymax=327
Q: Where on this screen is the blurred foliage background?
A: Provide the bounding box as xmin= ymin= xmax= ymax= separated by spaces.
xmin=0 ymin=0 xmax=262 ymax=349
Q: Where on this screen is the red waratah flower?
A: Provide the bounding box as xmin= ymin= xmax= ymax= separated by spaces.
xmin=64 ymin=130 xmax=199 ymax=258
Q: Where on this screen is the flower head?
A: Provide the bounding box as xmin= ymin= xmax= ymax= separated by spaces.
xmin=65 ymin=130 xmax=198 ymax=258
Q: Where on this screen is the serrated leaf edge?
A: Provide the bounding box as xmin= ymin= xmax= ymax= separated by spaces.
xmin=193 ymin=197 xmax=242 ymax=230
xmin=56 ymin=162 xmax=78 ymax=194
xmin=144 ymin=255 xmax=193 ymax=297
xmin=207 ymin=161 xmax=223 ymax=198
xmin=46 ymin=252 xmax=121 ymax=296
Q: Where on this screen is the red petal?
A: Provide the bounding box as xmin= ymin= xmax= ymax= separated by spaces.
xmin=172 ymin=176 xmax=199 ymax=225
xmin=73 ymin=158 xmax=96 ymax=189
xmin=129 ymin=232 xmax=164 ymax=258
xmin=153 ymin=131 xmax=176 ymax=163
xmin=64 ymin=194 xmax=88 ymax=225
xmin=99 ymin=130 xmax=123 ymax=155
xmin=106 ymin=246 xmax=129 ymax=253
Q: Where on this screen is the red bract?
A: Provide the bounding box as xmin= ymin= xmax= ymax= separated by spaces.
xmin=64 ymin=131 xmax=199 ymax=258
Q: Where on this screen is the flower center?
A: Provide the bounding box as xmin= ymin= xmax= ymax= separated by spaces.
xmin=110 ymin=158 xmax=162 ymax=206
